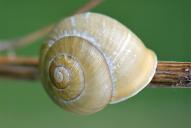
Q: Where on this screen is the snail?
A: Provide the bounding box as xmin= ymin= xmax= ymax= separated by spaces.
xmin=39 ymin=12 xmax=157 ymax=115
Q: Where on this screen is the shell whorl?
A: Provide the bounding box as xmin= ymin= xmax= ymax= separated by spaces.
xmin=48 ymin=53 xmax=85 ymax=101
xmin=40 ymin=12 xmax=157 ymax=115
xmin=40 ymin=36 xmax=113 ymax=115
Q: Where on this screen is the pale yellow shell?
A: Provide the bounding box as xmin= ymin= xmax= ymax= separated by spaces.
xmin=40 ymin=12 xmax=157 ymax=115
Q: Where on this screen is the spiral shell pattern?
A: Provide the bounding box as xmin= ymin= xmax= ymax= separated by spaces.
xmin=40 ymin=12 xmax=157 ymax=115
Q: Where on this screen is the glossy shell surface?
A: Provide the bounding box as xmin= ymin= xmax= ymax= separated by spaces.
xmin=40 ymin=12 xmax=157 ymax=114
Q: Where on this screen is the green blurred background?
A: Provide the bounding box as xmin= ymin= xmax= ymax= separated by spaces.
xmin=0 ymin=0 xmax=190 ymax=128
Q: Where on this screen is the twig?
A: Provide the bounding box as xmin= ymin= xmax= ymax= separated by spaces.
xmin=150 ymin=62 xmax=191 ymax=88
xmin=0 ymin=0 xmax=103 ymax=52
xmin=0 ymin=57 xmax=39 ymax=80
xmin=0 ymin=57 xmax=190 ymax=88
xmin=0 ymin=64 xmax=38 ymax=80
xmin=0 ymin=56 xmax=38 ymax=66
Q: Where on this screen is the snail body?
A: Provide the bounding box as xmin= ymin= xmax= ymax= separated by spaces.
xmin=40 ymin=12 xmax=157 ymax=115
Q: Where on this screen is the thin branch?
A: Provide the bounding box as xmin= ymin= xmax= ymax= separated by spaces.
xmin=0 ymin=64 xmax=39 ymax=80
xmin=0 ymin=57 xmax=39 ymax=80
xmin=0 ymin=57 xmax=190 ymax=88
xmin=0 ymin=56 xmax=38 ymax=66
xmin=150 ymin=62 xmax=191 ymax=88
xmin=0 ymin=0 xmax=103 ymax=52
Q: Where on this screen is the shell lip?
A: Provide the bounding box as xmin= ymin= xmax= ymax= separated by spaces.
xmin=110 ymin=49 xmax=158 ymax=104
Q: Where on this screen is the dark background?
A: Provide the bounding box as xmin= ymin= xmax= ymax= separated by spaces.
xmin=0 ymin=0 xmax=190 ymax=128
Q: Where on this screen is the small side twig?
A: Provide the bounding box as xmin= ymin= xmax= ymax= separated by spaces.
xmin=0 ymin=56 xmax=190 ymax=88
xmin=74 ymin=0 xmax=103 ymax=14
xmin=0 ymin=25 xmax=54 ymax=51
xmin=0 ymin=0 xmax=103 ymax=52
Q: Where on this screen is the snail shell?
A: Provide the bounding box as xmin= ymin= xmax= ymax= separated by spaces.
xmin=40 ymin=12 xmax=157 ymax=115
